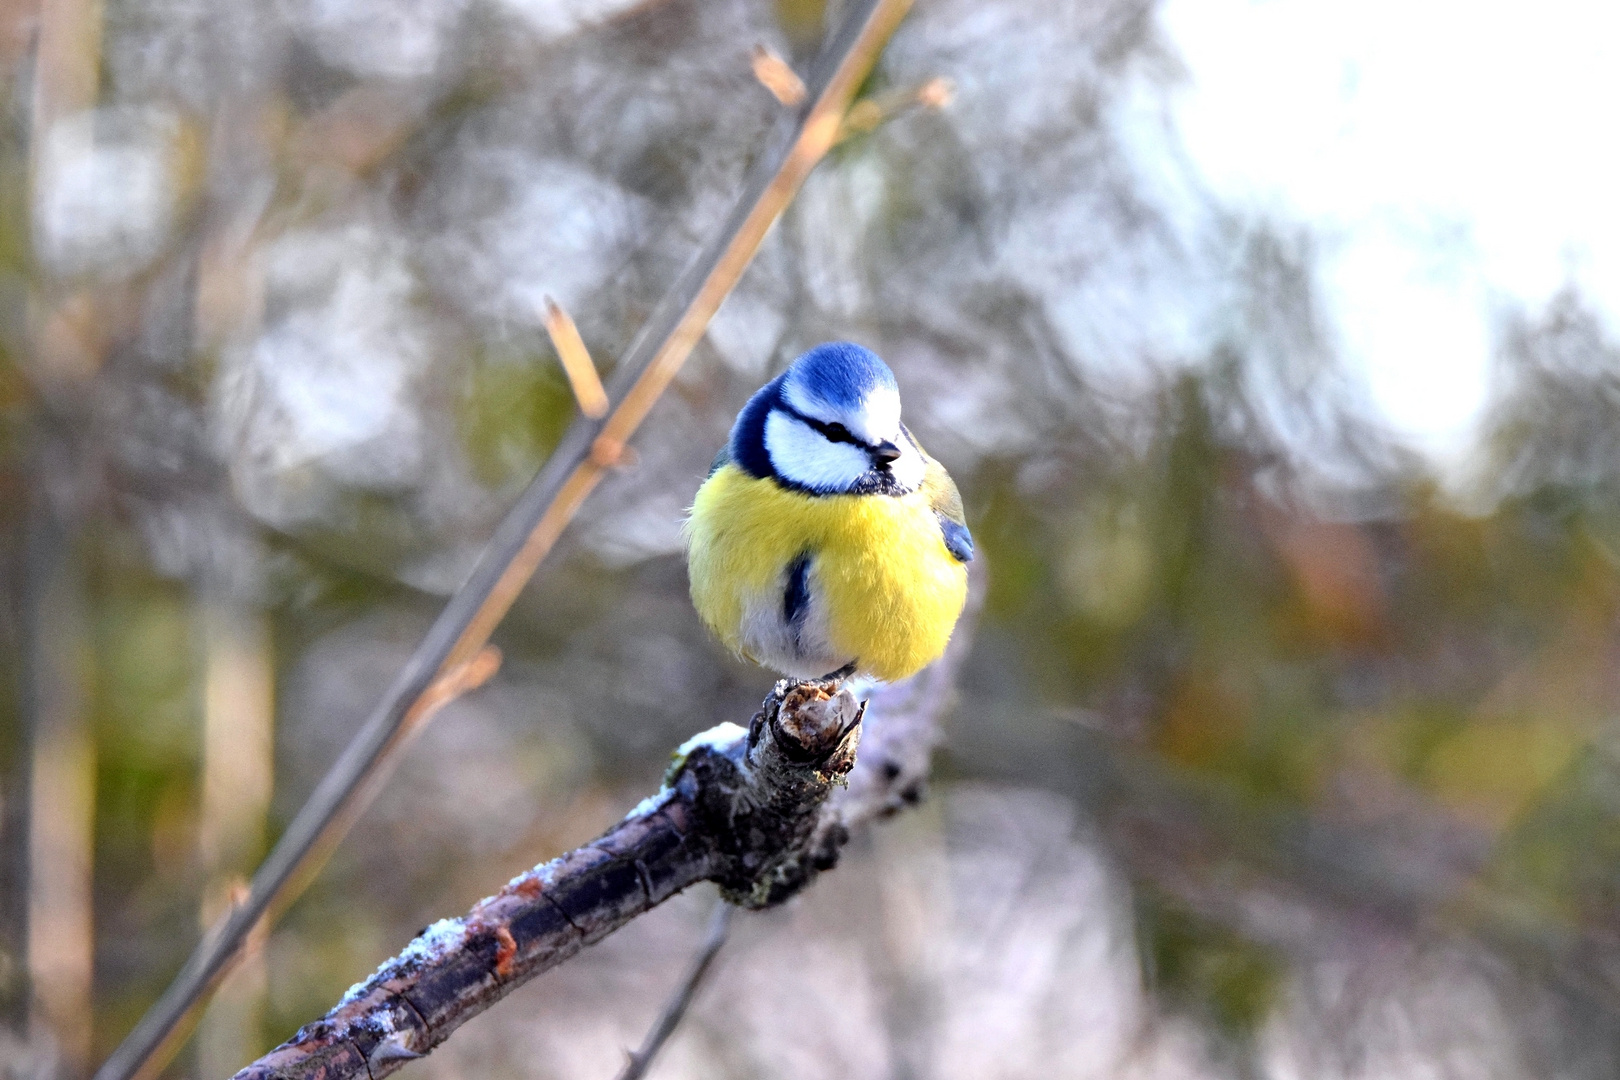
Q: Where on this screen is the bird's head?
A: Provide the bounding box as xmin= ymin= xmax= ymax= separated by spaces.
xmin=732 ymin=342 xmax=927 ymax=495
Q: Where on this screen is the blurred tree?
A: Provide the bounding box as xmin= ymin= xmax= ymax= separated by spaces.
xmin=1 ymin=0 xmax=1620 ymax=1077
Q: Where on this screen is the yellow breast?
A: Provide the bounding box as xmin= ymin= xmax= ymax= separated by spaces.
xmin=686 ymin=464 xmax=968 ymax=682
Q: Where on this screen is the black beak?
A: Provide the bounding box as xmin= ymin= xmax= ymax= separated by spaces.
xmin=870 ymin=441 xmax=902 ymax=465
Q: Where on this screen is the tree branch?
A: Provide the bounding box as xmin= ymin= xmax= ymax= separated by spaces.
xmin=234 ymin=681 xmax=864 ymax=1080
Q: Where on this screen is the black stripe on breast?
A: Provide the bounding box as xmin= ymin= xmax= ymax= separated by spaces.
xmin=784 ymin=552 xmax=811 ymax=643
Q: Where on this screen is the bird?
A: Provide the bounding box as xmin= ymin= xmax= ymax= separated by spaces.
xmin=686 ymin=341 xmax=973 ymax=684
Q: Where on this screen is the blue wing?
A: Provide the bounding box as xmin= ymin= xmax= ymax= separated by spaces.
xmin=707 ymin=443 xmax=732 ymax=477
xmin=938 ymin=514 xmax=974 ymax=563
xmin=917 ymin=447 xmax=973 ymax=564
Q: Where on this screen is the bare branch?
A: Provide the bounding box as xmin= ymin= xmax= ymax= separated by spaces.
xmin=840 ymin=75 xmax=955 ymax=141
xmin=233 ymin=682 xmax=864 ymax=1080
xmin=93 ymin=5 xmax=913 ymax=1079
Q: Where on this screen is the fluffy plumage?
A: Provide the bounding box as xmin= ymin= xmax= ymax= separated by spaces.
xmin=686 ymin=342 xmax=971 ymax=682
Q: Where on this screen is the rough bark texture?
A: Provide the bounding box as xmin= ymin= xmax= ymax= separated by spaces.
xmin=234 ymin=682 xmax=864 ymax=1080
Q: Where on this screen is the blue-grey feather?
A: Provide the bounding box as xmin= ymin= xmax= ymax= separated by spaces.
xmin=707 ymin=443 xmax=732 ymax=477
xmin=939 ymin=516 xmax=974 ymax=563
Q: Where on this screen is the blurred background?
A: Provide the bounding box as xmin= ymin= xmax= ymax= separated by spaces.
xmin=5 ymin=0 xmax=1620 ymax=1076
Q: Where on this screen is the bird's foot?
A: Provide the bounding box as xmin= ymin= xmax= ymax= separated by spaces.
xmin=817 ymin=661 xmax=858 ymax=684
xmin=785 ymin=661 xmax=856 ymax=695
xmin=753 ymin=665 xmax=865 ymax=756
xmin=770 ymin=662 xmax=858 ymax=721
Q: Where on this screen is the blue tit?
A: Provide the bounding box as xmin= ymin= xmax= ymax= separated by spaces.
xmin=686 ymin=341 xmax=973 ymax=683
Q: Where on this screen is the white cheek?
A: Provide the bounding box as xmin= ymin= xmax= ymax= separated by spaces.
xmin=765 ymin=411 xmax=870 ymax=491
xmin=890 ymin=439 xmax=926 ymax=492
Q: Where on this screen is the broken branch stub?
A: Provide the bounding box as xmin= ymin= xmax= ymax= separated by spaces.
xmin=234 ymin=681 xmax=862 ymax=1080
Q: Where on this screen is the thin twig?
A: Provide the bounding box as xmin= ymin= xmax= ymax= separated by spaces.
xmin=544 ymin=297 xmax=610 ymax=420
xmin=616 ymin=901 xmax=736 ymax=1080
xmin=840 ymin=76 xmax=954 ymax=142
xmin=751 ymin=46 xmax=807 ymax=106
xmin=93 ymin=5 xmax=912 ymax=1079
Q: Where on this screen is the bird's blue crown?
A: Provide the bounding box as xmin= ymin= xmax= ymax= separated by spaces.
xmin=780 ymin=342 xmax=897 ymax=411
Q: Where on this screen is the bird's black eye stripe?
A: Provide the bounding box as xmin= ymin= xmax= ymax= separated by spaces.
xmin=819 ymin=421 xmax=858 ymax=444
xmin=784 ymin=406 xmax=860 ymax=446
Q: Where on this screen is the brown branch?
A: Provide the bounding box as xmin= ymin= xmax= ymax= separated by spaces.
xmin=233 ymin=682 xmax=864 ymax=1080
xmin=612 ymin=561 xmax=987 ymax=1080
xmin=93 ymin=5 xmax=913 ymax=1079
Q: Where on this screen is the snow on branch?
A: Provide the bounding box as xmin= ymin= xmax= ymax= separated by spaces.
xmin=235 ymin=682 xmax=865 ymax=1080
